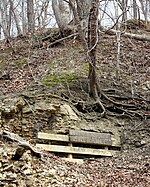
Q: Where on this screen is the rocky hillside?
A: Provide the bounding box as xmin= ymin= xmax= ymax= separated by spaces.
xmin=0 ymin=142 xmax=149 ymax=187
xmin=0 ymin=29 xmax=150 ymax=186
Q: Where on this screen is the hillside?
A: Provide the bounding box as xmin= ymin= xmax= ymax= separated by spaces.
xmin=0 ymin=30 xmax=150 ymax=186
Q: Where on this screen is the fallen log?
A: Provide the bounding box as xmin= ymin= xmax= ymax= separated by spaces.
xmin=123 ymin=31 xmax=150 ymax=41
xmin=100 ymin=27 xmax=150 ymax=41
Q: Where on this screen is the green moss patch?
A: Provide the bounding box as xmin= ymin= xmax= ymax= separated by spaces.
xmin=41 ymin=72 xmax=78 ymax=86
xmin=82 ymin=61 xmax=89 ymax=73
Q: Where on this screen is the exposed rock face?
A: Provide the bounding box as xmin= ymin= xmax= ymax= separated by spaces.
xmin=60 ymin=104 xmax=79 ymax=121
xmin=0 ymin=96 xmax=149 ymax=187
xmin=0 ymin=97 xmax=25 ymax=134
xmin=0 ymin=96 xmax=121 ymax=144
xmin=0 ymin=142 xmax=149 ymax=187
xmin=0 ymin=96 xmax=81 ymax=138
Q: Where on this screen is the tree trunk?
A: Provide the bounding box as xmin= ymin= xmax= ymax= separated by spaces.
xmin=27 ymin=0 xmax=35 ymax=32
xmin=121 ymin=0 xmax=128 ymax=22
xmin=133 ymin=0 xmax=138 ymax=19
xmin=9 ymin=0 xmax=22 ymax=35
xmin=69 ymin=0 xmax=99 ymax=99
xmin=88 ymin=0 xmax=99 ymax=98
xmin=22 ymin=0 xmax=27 ymax=34
xmin=52 ymin=0 xmax=71 ymax=35
xmin=0 ymin=0 xmax=11 ymax=38
xmin=139 ymin=0 xmax=149 ymax=25
xmin=76 ymin=0 xmax=92 ymax=29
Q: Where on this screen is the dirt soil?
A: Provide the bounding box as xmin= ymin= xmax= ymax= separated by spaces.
xmin=0 ymin=29 xmax=150 ymax=186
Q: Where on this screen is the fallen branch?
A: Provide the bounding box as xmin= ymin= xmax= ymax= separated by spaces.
xmin=33 ymin=32 xmax=78 ymax=48
xmin=47 ymin=32 xmax=78 ymax=47
xmin=123 ymin=31 xmax=150 ymax=41
xmin=100 ymin=27 xmax=150 ymax=41
xmin=0 ymin=130 xmax=41 ymax=160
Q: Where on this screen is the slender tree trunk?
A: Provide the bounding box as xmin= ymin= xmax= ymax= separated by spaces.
xmin=139 ymin=0 xmax=149 ymax=25
xmin=9 ymin=0 xmax=22 ymax=35
xmin=121 ymin=0 xmax=128 ymax=22
xmin=0 ymin=0 xmax=11 ymax=38
xmin=22 ymin=0 xmax=26 ymax=34
xmin=133 ymin=0 xmax=138 ymax=19
xmin=27 ymin=0 xmax=35 ymax=32
xmin=69 ymin=0 xmax=99 ymax=98
xmin=42 ymin=0 xmax=50 ymax=28
xmin=88 ymin=0 xmax=99 ymax=98
xmin=8 ymin=0 xmax=12 ymax=36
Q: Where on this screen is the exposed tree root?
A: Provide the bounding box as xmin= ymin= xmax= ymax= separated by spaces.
xmin=96 ymin=99 xmax=106 ymax=117
xmin=67 ymin=81 xmax=149 ymax=119
xmin=15 ymin=90 xmax=149 ymax=120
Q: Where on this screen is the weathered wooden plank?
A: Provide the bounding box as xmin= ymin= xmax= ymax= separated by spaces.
xmin=69 ymin=129 xmax=111 ymax=139
xmin=38 ymin=133 xmax=69 ymax=142
xmin=69 ymin=129 xmax=112 ymax=145
xmin=36 ymin=144 xmax=112 ymax=157
xmin=37 ymin=131 xmax=120 ymax=147
xmin=69 ymin=136 xmax=112 ymax=146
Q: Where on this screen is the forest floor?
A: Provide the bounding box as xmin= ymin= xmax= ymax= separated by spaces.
xmin=0 ymin=27 xmax=150 ymax=186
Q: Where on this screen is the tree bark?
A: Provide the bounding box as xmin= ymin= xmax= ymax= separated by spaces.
xmin=27 ymin=0 xmax=35 ymax=32
xmin=76 ymin=0 xmax=92 ymax=29
xmin=0 ymin=0 xmax=11 ymax=38
xmin=139 ymin=0 xmax=149 ymax=25
xmin=22 ymin=0 xmax=27 ymax=34
xmin=52 ymin=0 xmax=71 ymax=35
xmin=88 ymin=0 xmax=99 ymax=98
xmin=121 ymin=0 xmax=128 ymax=22
xmin=69 ymin=0 xmax=100 ymax=99
xmin=9 ymin=0 xmax=22 ymax=35
xmin=133 ymin=0 xmax=138 ymax=19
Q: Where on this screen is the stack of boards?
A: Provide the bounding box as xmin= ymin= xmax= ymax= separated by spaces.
xmin=36 ymin=129 xmax=121 ymax=162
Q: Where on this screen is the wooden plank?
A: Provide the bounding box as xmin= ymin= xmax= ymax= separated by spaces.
xmin=69 ymin=129 xmax=111 ymax=139
xmin=69 ymin=130 xmax=112 ymax=146
xmin=36 ymin=144 xmax=112 ymax=157
xmin=70 ymin=136 xmax=112 ymax=146
xmin=68 ymin=143 xmax=73 ymax=159
xmin=38 ymin=132 xmax=69 ymax=142
xmin=37 ymin=131 xmax=120 ymax=147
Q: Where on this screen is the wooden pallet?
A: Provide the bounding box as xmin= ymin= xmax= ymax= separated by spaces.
xmin=36 ymin=129 xmax=121 ymax=160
